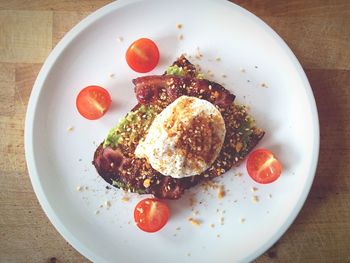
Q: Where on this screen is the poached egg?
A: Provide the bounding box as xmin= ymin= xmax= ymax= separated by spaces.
xmin=135 ymin=96 xmax=226 ymax=178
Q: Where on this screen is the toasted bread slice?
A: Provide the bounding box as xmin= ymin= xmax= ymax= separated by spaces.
xmin=93 ymin=56 xmax=264 ymax=199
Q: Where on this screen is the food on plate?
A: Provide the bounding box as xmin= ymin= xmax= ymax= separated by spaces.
xmin=246 ymin=149 xmax=282 ymax=184
xmin=76 ymin=85 xmax=111 ymax=120
xmin=93 ymin=55 xmax=264 ymax=199
xmin=134 ymin=198 xmax=169 ymax=232
xmin=126 ymin=38 xmax=160 ymax=73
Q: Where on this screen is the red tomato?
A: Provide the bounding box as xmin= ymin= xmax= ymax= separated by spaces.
xmin=134 ymin=198 xmax=170 ymax=233
xmin=246 ymin=149 xmax=282 ymax=184
xmin=126 ymin=38 xmax=159 ymax=73
xmin=76 ymin=86 xmax=111 ymax=120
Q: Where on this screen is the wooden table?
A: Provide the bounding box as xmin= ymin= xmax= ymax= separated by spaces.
xmin=1 ymin=1 xmax=349 ymax=262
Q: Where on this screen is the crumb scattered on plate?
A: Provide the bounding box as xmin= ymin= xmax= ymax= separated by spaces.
xmin=217 ymin=185 xmax=225 ymax=199
xmin=260 ymin=82 xmax=268 ymax=88
xmin=176 ymin=23 xmax=182 ymax=29
xmin=252 ymin=195 xmax=259 ymax=203
xmin=251 ymin=187 xmax=258 ymax=193
xmin=121 ymin=196 xmax=130 ymax=202
xmin=188 ymin=217 xmax=201 ymax=226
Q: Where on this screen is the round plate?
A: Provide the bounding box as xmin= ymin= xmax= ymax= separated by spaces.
xmin=25 ymin=0 xmax=319 ymax=262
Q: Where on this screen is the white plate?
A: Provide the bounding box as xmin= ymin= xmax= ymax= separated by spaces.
xmin=25 ymin=0 xmax=319 ymax=262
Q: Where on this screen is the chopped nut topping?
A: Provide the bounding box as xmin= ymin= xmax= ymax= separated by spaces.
xmin=76 ymin=186 xmax=83 ymax=192
xmin=104 ymin=200 xmax=111 ymax=208
xmin=235 ymin=142 xmax=243 ymax=152
xmin=121 ymin=196 xmax=130 ymax=202
xmin=195 ymin=47 xmax=203 ymax=59
xmin=215 ymin=57 xmax=221 ymax=61
xmin=176 ymin=23 xmax=182 ymax=29
xmin=240 ymin=218 xmax=246 ymax=223
xmin=251 ymin=187 xmax=258 ymax=193
xmin=143 ymin=178 xmax=151 ymax=188
xmin=217 ymin=185 xmax=225 ymax=199
xmin=67 ymin=126 xmax=74 ymax=132
xmin=117 ymin=37 xmax=123 ymax=42
xmin=210 ymin=223 xmax=215 ymax=228
xmin=188 ymin=217 xmax=201 ymax=226
xmin=252 ymin=195 xmax=259 ymax=203
xmin=178 ymin=34 xmax=184 ymax=40
xmin=261 ymin=82 xmax=268 ymax=88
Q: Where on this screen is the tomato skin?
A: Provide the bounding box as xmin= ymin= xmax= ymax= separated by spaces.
xmin=126 ymin=38 xmax=159 ymax=73
xmin=76 ymin=85 xmax=111 ymax=120
xmin=134 ymin=198 xmax=170 ymax=233
xmin=246 ymin=149 xmax=282 ymax=184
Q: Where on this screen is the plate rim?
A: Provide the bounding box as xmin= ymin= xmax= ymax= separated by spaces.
xmin=24 ymin=0 xmax=320 ymax=262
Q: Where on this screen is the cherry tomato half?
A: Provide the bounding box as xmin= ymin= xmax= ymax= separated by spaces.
xmin=126 ymin=38 xmax=159 ymax=73
xmin=76 ymin=85 xmax=111 ymax=120
xmin=246 ymin=149 xmax=282 ymax=184
xmin=134 ymin=198 xmax=170 ymax=233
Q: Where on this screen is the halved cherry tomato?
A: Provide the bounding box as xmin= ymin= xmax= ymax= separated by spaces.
xmin=134 ymin=198 xmax=170 ymax=233
xmin=126 ymin=38 xmax=159 ymax=73
xmin=246 ymin=149 xmax=282 ymax=184
xmin=76 ymin=85 xmax=111 ymax=120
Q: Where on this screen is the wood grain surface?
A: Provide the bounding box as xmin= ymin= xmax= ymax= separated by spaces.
xmin=0 ymin=1 xmax=349 ymax=262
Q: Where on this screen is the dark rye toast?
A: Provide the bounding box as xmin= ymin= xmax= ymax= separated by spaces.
xmin=93 ymin=56 xmax=264 ymax=199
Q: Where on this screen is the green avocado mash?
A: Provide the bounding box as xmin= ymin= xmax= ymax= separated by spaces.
xmin=166 ymin=64 xmax=203 ymax=79
xmin=103 ymin=104 xmax=158 ymax=148
xmin=166 ymin=65 xmax=186 ymax=76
